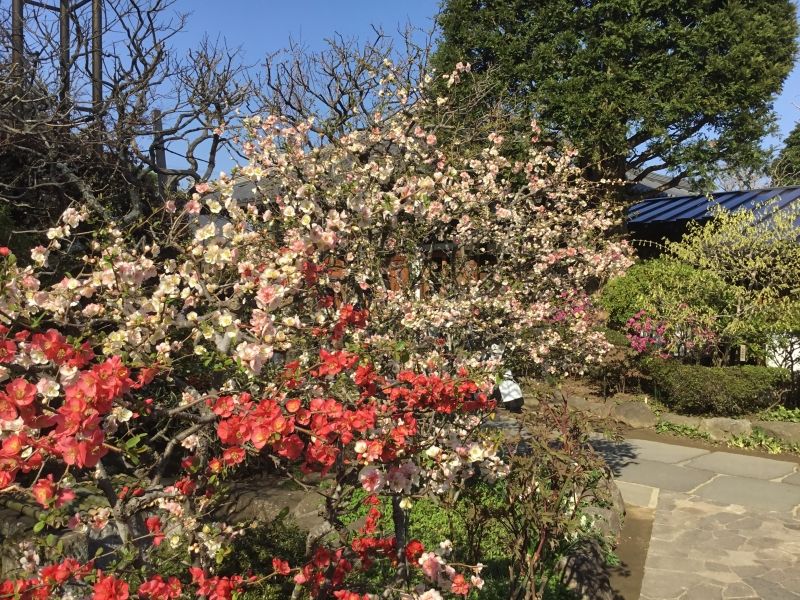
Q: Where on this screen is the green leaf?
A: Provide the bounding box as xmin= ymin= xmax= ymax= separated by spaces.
xmin=125 ymin=434 xmax=144 ymax=449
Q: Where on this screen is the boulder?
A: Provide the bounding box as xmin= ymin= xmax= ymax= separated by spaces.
xmin=752 ymin=420 xmax=800 ymax=445
xmin=659 ymin=412 xmax=702 ymax=429
xmin=611 ymin=402 xmax=657 ymax=429
xmin=565 ymin=395 xmax=613 ymax=419
xmin=698 ymin=417 xmax=752 ymax=441
xmin=610 ymin=392 xmax=642 ymax=404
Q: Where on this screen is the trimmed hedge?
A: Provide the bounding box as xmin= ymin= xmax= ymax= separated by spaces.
xmin=645 ymin=359 xmax=790 ymax=416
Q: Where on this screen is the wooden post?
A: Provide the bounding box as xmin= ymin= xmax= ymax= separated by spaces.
xmin=11 ymin=0 xmax=24 ymax=70
xmin=59 ymin=0 xmax=71 ymax=106
xmin=91 ymin=0 xmax=102 ymax=117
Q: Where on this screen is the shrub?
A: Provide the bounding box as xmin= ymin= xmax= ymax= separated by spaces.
xmin=758 ymin=406 xmax=800 ymax=423
xmin=645 ymin=359 xmax=790 ymax=416
xmin=221 ymin=514 xmax=308 ymax=600
xmin=599 ymin=258 xmax=731 ymax=330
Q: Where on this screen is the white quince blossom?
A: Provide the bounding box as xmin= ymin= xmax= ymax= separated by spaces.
xmin=30 ymin=246 xmax=49 ymax=266
xmin=36 ymin=377 xmax=60 ymax=398
xmin=194 ymin=222 xmax=217 ymax=242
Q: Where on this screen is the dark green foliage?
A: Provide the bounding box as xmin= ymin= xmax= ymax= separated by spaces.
xmin=338 ymin=478 xmax=589 ymax=598
xmin=220 ymin=513 xmax=307 ymax=599
xmin=589 ymin=327 xmax=643 ymax=396
xmin=432 ymin=0 xmax=798 ymax=188
xmin=210 ymin=406 xmax=610 ymax=599
xmin=774 ymin=122 xmax=800 ymax=184
xmin=645 ymin=358 xmax=790 ymax=415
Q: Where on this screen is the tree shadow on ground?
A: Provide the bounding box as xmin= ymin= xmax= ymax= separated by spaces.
xmin=589 ymin=439 xmax=639 ymax=477
xmin=561 ymin=539 xmax=628 ymax=600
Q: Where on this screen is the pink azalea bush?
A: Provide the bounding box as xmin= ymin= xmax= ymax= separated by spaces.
xmin=0 ymin=62 xmax=630 ymax=599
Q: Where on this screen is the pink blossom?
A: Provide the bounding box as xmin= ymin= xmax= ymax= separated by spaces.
xmin=358 ymin=466 xmax=385 ymax=493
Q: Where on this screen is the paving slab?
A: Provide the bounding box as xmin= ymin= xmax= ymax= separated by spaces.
xmin=742 ymin=577 xmax=800 ymax=599
xmin=693 ymin=475 xmax=800 ymax=513
xmin=616 ymin=480 xmax=659 ymax=509
xmin=614 ymin=459 xmax=715 ymax=492
xmin=640 ymin=491 xmax=800 ymax=600
xmin=592 ymin=437 xmax=710 ymax=467
xmin=782 ymin=471 xmax=800 ymax=486
xmin=625 ymin=437 xmax=711 ymax=463
xmin=684 ymin=451 xmax=797 ymax=481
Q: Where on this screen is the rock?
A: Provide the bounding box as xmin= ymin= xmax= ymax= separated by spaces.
xmin=0 ymin=505 xmax=89 ymax=577
xmin=660 ymin=412 xmax=702 ymax=429
xmin=611 ymin=402 xmax=657 ymax=429
xmin=583 ymin=478 xmax=625 ymax=545
xmin=565 ymin=395 xmax=613 ymax=418
xmin=610 ymin=392 xmax=641 ymax=404
xmin=558 ymin=477 xmax=625 ymax=600
xmin=752 ymin=420 xmax=800 ymax=445
xmin=698 ymin=417 xmax=752 ymax=441
xmin=0 ymin=508 xmax=36 ymax=577
xmin=583 ymin=504 xmax=621 ymax=542
xmin=525 ymin=395 xmax=541 ymax=408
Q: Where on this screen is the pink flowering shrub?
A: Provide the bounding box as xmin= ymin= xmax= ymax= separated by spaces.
xmin=625 ymin=311 xmax=668 ymax=355
xmin=625 ymin=310 xmax=719 ymax=359
xmin=0 ymin=61 xmax=629 ymax=599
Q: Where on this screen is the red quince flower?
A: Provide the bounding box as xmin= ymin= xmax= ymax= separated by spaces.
xmin=93 ymin=572 xmax=130 ymax=600
xmin=451 ymin=573 xmax=471 ymax=595
xmin=0 ymin=393 xmax=18 ymax=421
xmin=404 ymin=539 xmax=425 ymax=562
xmin=145 ymin=516 xmax=165 ymax=546
xmin=32 ymin=474 xmax=75 ymax=509
xmin=6 ymin=378 xmax=36 ymax=407
xmin=272 ymin=557 xmax=291 ymax=575
xmin=137 ymin=575 xmax=182 ymax=599
xmin=0 ymin=339 xmax=16 ymax=363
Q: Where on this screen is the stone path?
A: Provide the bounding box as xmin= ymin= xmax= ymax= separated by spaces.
xmin=593 ymin=437 xmax=800 ymax=599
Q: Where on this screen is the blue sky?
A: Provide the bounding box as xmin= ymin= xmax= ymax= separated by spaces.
xmin=172 ymin=0 xmax=799 ymax=153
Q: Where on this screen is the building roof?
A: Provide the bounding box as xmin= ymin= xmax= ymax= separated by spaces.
xmin=626 ymin=171 xmax=696 ymax=197
xmin=627 ymin=186 xmax=800 ymax=226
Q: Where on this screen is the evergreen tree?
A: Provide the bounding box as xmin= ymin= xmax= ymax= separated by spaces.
xmin=774 ymin=121 xmax=800 ymax=184
xmin=433 ymin=0 xmax=799 ymax=191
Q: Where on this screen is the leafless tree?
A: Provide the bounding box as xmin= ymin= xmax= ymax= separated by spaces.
xmin=257 ymin=26 xmax=432 ymax=145
xmin=0 ymin=0 xmax=253 ymax=245
xmin=255 ymin=23 xmax=523 ymax=169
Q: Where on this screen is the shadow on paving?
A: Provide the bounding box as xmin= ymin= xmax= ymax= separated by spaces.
xmin=590 ymin=439 xmax=639 ymax=477
xmin=561 ymin=539 xmax=628 ymax=600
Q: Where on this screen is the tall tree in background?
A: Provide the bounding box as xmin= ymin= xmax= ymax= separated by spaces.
xmin=432 ymin=0 xmax=799 ymax=193
xmin=773 ymin=121 xmax=800 ymax=184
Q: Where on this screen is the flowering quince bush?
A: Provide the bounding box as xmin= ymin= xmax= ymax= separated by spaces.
xmin=0 ymin=61 xmax=629 ymax=600
xmin=231 ymin=97 xmax=632 ymax=377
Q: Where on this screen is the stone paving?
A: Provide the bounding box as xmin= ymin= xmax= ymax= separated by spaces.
xmin=593 ymin=437 xmax=800 ymax=599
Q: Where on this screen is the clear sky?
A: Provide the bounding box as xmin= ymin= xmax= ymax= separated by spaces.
xmin=172 ymin=0 xmax=799 ymax=151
